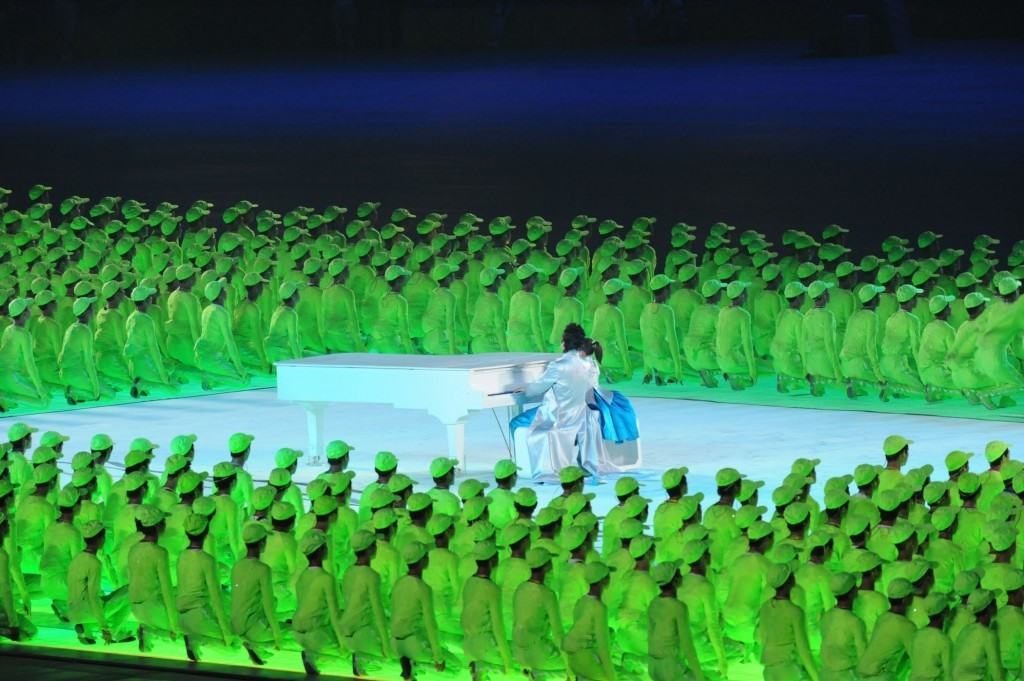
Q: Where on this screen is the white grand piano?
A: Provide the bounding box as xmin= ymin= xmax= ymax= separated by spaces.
xmin=275 ymin=353 xmax=555 ymax=470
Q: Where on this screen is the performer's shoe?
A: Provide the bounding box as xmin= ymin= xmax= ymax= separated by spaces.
xmin=303 ymin=650 xmax=320 ymax=675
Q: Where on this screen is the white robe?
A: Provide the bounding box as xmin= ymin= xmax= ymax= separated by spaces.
xmin=523 ymin=350 xmax=608 ymax=477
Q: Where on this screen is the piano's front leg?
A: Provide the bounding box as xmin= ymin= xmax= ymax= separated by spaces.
xmin=445 ymin=419 xmax=469 ymax=472
xmin=300 ymin=401 xmax=326 ymax=465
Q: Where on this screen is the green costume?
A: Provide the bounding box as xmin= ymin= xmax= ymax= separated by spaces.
xmin=195 ymin=298 xmax=248 ymax=388
xmin=683 ymin=290 xmax=721 ymax=379
xmin=60 ymin=317 xmax=104 ymax=402
xmin=295 ymin=283 xmax=326 ymax=355
xmin=820 ymin=605 xmax=867 ymax=681
xmin=757 ymin=593 xmax=819 ymax=681
xmin=802 ymin=295 xmax=843 ymax=392
xmin=857 ymin=608 xmax=915 ymax=679
xmin=125 ymin=303 xmax=177 ymax=394
xmin=840 ymin=306 xmax=885 ymax=391
xmin=648 ymin=573 xmax=705 ymax=681
xmin=165 ymin=286 xmax=202 ymax=370
xmin=293 ymin=555 xmax=347 ymax=659
xmin=233 ymin=298 xmax=271 ymax=373
xmin=512 ymin=552 xmax=565 ymax=673
xmin=975 ymin=296 xmax=1024 ymax=395
xmin=469 ymin=289 xmax=508 ymax=354
xmin=919 ymin=315 xmax=958 ymax=397
xmin=716 ymin=283 xmax=758 ymax=389
xmin=592 ymin=283 xmax=633 ymax=382
xmin=461 ymin=551 xmax=513 ymax=673
xmin=880 ymin=308 xmax=925 ymax=395
xmin=771 ymin=290 xmax=806 ymax=390
xmin=506 ymin=275 xmax=545 ymax=352
xmin=563 ymin=584 xmax=617 ymax=680
xmin=66 ymin=528 xmax=132 ymax=641
xmin=176 ymin=529 xmax=233 ymax=649
xmin=127 ymin=534 xmax=180 ymax=644
xmin=389 ymin=551 xmax=444 ymax=667
xmin=94 ymin=302 xmax=131 ymax=390
xmin=640 ymin=298 xmax=684 ymax=383
xmin=422 ymin=285 xmax=458 ymax=355
xmin=0 ymin=313 xmax=50 ymax=407
xmin=909 ymin=623 xmax=952 ymax=681
xmin=952 ymin=621 xmax=1004 ymax=681
xmin=549 ymin=295 xmax=585 ymax=352
xmin=322 ymin=281 xmax=364 ymax=353
xmin=338 ymin=562 xmax=392 ymax=659
xmin=230 ymin=527 xmax=284 ymax=655
xmin=264 ymin=302 xmax=302 ymax=366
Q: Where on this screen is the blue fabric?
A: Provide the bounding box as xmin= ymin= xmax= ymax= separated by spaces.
xmin=594 ymin=390 xmax=640 ymax=443
xmin=509 ymin=407 xmax=538 ymax=439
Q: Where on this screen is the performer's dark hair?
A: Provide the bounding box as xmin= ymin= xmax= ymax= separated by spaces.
xmin=562 ymin=323 xmax=587 ymax=350
xmin=582 ymin=338 xmax=604 ymax=362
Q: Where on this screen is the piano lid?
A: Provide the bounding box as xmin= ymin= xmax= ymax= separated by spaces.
xmin=275 ymin=352 xmax=558 ymax=371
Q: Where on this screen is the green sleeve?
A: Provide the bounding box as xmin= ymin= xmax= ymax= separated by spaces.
xmin=85 ymin=559 xmax=109 ymax=629
xmin=204 ymin=556 xmax=232 ymax=643
xmin=678 ymin=602 xmax=706 ymax=680
xmin=941 ymin=638 xmax=952 ymax=681
xmin=666 ymin=308 xmax=684 ymax=381
xmin=369 ymin=575 xmax=393 ymax=657
xmin=987 ymin=631 xmax=1006 ymax=681
xmin=791 ymin=605 xmax=819 ymax=681
xmin=489 ymin=586 xmax=512 ymax=667
xmin=545 ymin=587 xmax=564 ymax=647
xmin=157 ymin=551 xmax=179 ymax=632
xmin=530 ymin=297 xmax=544 ymax=351
xmin=594 ymin=603 xmax=617 ymax=680
xmin=421 ymin=581 xmax=443 ymax=662
xmin=20 ymin=331 xmax=46 ymax=394
xmin=259 ymin=565 xmax=283 ymax=646
xmin=701 ymin=587 xmax=728 ymax=671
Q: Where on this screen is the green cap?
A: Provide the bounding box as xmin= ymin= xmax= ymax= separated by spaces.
xmin=968 ymin=589 xmax=996 ymax=613
xmin=525 ymin=548 xmax=553 ymax=569
xmin=57 ymin=487 xmax=80 ymax=509
xmin=559 ymin=466 xmax=586 ymax=485
xmin=964 ymin=292 xmax=989 ymax=310
xmin=985 ymin=440 xmax=1010 ymax=463
xmin=299 ymin=529 xmax=329 ymax=556
xmin=499 ymin=522 xmax=531 ymax=548
xmin=176 ymin=470 xmax=207 ymax=495
xmin=268 ymin=468 xmax=292 ymax=488
xmin=652 ymin=561 xmax=680 ymax=586
xmin=387 ymin=473 xmax=414 ymax=493
xmin=426 ymin=513 xmax=454 ymax=537
xmin=515 ymin=488 xmax=538 ymax=507
xmin=841 ymin=548 xmax=881 ymax=574
xmin=228 ymin=432 xmax=254 ymax=455
xmin=748 ymin=520 xmax=773 ymax=541
xmin=406 ymin=492 xmax=432 ymax=513
xmin=944 ymin=450 xmax=971 ymax=473
xmin=7 ymin=422 xmax=38 ymax=442
xmin=375 ymin=451 xmax=398 ymax=472
xmin=989 ymin=523 xmax=1016 ymax=552
xmin=80 ymin=520 xmax=105 ymax=540
xmin=887 ymin=578 xmax=914 ymax=600
xmin=883 ymin=435 xmax=911 ymax=457
xmin=479 ymin=267 xmax=504 ymax=287
xmin=783 ymin=282 xmax=807 ymax=300
xmin=928 ymin=294 xmax=955 ymax=315
xmin=583 ymin=561 xmax=612 ymax=585
xmin=614 ymin=476 xmax=640 ymax=497
xmin=136 ymin=505 xmax=166 ymax=529
xmin=930 ymin=505 xmax=957 ymax=532
xmin=242 ymin=522 xmax=269 ymax=545
xmin=494 ymin=459 xmax=520 ymax=481
xmin=661 ymin=467 xmax=688 ymax=490
xmin=715 ymin=467 xmax=743 ymax=487
xmin=429 ymin=457 xmax=458 ymax=478
xmin=274 ymin=447 xmax=300 ymax=469
xmin=602 ymin=278 xmax=631 ymax=296
xmin=957 ymin=472 xmax=981 ymax=495
xmin=725 ymin=280 xmax=750 ymax=300
xmin=169 ymin=434 xmax=197 ymax=457
xmin=183 ymin=513 xmax=210 ymax=537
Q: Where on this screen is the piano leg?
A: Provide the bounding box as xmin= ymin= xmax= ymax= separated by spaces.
xmin=444 ymin=419 xmax=468 ymax=472
xmin=302 ymin=401 xmax=326 ymax=464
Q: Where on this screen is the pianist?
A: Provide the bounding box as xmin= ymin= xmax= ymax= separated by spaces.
xmin=514 ymin=323 xmax=636 ymax=478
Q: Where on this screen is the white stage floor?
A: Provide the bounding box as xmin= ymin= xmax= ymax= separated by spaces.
xmin=6 ymin=388 xmax=1022 ymax=516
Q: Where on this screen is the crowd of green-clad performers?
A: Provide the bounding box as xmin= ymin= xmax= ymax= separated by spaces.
xmin=2 ymin=421 xmax=1024 ymax=680
xmin=2 ymin=184 xmax=1024 ymax=413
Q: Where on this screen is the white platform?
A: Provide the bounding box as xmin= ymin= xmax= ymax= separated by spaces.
xmin=6 ymin=388 xmax=1022 ymax=517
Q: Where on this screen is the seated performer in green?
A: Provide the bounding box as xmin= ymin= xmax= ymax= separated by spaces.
xmin=716 ymin=280 xmax=758 ymax=390
xmin=801 ymin=281 xmax=843 ymax=397
xmin=233 ymin=273 xmax=272 ymax=374
xmin=879 ymin=284 xmax=926 ymax=399
xmin=194 ymin=279 xmax=249 ymax=389
xmin=918 ymin=294 xmax=959 ymax=402
xmin=647 ymin=561 xmax=706 ymax=681
xmin=59 ymin=297 xmax=105 ymax=404
xmin=506 ymin=264 xmax=546 ymax=352
xmin=125 ymin=286 xmax=178 ymax=397
xmin=368 ymin=266 xmax=414 ymax=354
xmin=684 ymin=280 xmax=724 ymax=388
xmin=421 ymin=261 xmax=458 ymax=355
xmin=771 ymin=282 xmax=808 ymax=393
xmin=264 ymin=282 xmax=302 ymax=368
xmin=840 ymin=284 xmax=886 ymax=400
xmin=0 ymin=297 xmax=50 ymax=410
xmin=470 ymin=267 xmax=508 ymax=353
xmin=592 ymin=278 xmax=634 ymax=382
xmin=640 ymin=274 xmax=684 ymax=385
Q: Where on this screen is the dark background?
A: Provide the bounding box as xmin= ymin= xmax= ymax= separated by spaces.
xmin=0 ymin=0 xmax=1021 ymax=255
